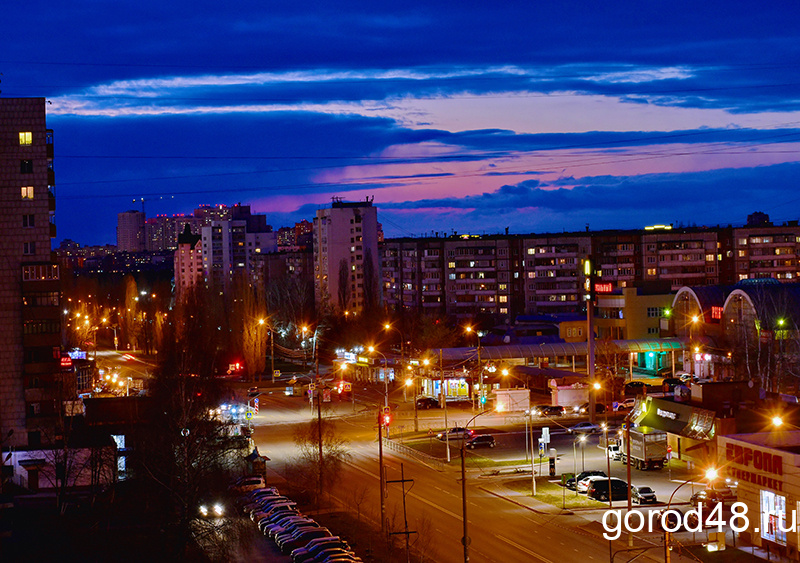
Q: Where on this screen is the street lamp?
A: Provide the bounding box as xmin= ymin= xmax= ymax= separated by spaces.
xmin=465 ymin=326 xmax=482 ymax=411
xmin=259 ymin=318 xmax=275 ymax=383
xmin=368 ymin=346 xmax=389 ymax=408
xmin=383 ymin=322 xmax=405 ymax=373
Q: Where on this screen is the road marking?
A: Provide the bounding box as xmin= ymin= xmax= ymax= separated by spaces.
xmin=496 ymin=534 xmax=554 ymax=563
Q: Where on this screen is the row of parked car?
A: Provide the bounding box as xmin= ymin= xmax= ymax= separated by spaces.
xmin=230 ymin=476 xmax=361 ymax=563
xmin=563 ymin=470 xmax=657 ymax=503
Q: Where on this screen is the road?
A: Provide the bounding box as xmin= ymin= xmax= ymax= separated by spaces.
xmin=249 ymin=390 xmax=709 ymax=563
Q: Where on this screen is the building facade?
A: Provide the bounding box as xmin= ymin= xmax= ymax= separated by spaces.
xmin=313 ymin=198 xmax=380 ymax=313
xmin=116 ymin=210 xmax=145 ymax=252
xmin=0 ymin=98 xmax=61 ymax=450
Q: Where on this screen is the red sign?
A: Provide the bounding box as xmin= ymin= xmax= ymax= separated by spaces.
xmin=594 ymin=283 xmax=613 ymax=294
xmin=60 ymin=356 xmax=72 ymax=368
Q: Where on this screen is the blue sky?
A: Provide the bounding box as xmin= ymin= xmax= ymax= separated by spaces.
xmin=4 ymin=1 xmax=800 ymax=245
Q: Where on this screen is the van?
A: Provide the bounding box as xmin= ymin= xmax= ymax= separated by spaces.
xmin=606 ymin=444 xmax=621 ymax=460
xmin=587 ymin=478 xmax=629 ymax=501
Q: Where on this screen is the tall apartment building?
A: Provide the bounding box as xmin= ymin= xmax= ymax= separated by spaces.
xmin=0 ymin=98 xmax=61 ymax=450
xmin=173 ymin=225 xmax=203 ymax=302
xmin=201 ymin=220 xmax=277 ymax=292
xmin=313 ymin=198 xmax=380 ymax=313
xmin=116 ymin=210 xmax=146 ymax=252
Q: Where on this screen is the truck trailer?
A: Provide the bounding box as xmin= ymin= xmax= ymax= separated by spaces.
xmin=620 ymin=425 xmax=668 ymax=470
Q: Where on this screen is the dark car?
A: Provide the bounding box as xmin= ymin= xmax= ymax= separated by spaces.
xmin=416 ymin=397 xmax=439 ymax=409
xmin=587 ymin=478 xmax=629 ymax=501
xmin=465 ymin=434 xmax=496 ymax=449
xmin=661 ymin=378 xmax=683 ymax=392
xmin=690 ymin=489 xmax=726 ymax=508
xmin=624 ymin=381 xmax=647 ymax=395
xmin=574 ymin=402 xmax=606 ymax=414
xmin=632 ymin=485 xmax=658 ymax=504
xmin=540 ymin=405 xmax=566 ymax=417
xmin=566 ymin=470 xmax=606 ymax=490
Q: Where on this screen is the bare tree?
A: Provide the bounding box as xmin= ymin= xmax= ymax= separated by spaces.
xmin=338 ymin=258 xmax=350 ymax=311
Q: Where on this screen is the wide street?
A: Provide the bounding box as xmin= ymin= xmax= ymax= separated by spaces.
xmin=247 ymin=382 xmax=731 ymax=563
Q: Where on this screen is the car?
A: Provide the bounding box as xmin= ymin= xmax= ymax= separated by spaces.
xmin=465 ymin=434 xmax=496 ymax=449
xmin=632 ymin=485 xmax=658 ymax=504
xmin=279 ymin=528 xmax=332 ymax=553
xmin=661 ymin=378 xmax=683 ymax=392
xmin=573 ymin=402 xmax=606 ymax=414
xmin=266 ymin=517 xmax=319 ymax=538
xmin=568 ymin=422 xmax=601 ymax=434
xmin=652 ymin=508 xmax=684 ymax=531
xmin=565 ymin=470 xmax=606 ymax=490
xmin=587 ymin=478 xmax=629 ymax=501
xmin=690 ymin=488 xmax=726 ymax=508
xmin=606 ymin=444 xmax=621 ymax=460
xmin=615 ymin=398 xmax=636 ymax=411
xmin=415 ymin=396 xmax=439 ymax=409
xmin=623 ymin=381 xmax=647 ymax=396
xmin=436 ymin=427 xmax=474 ymax=440
xmin=540 ymin=405 xmax=566 ymax=417
xmin=228 ymin=475 xmax=266 ymax=493
xmin=577 ymin=475 xmax=607 ymax=493
xmin=709 ymin=485 xmax=737 ymax=503
xmin=292 ymin=537 xmax=350 ymax=562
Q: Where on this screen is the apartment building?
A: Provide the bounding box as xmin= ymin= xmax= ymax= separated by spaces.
xmin=116 ymin=210 xmax=145 ymax=252
xmin=313 ymin=197 xmax=380 ymax=313
xmin=173 ymin=225 xmax=203 ymax=302
xmin=201 ymin=220 xmax=277 ymax=293
xmin=0 ymin=98 xmax=61 ymax=450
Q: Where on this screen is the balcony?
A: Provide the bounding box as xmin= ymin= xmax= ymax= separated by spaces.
xmin=48 ymin=189 xmax=56 ymax=212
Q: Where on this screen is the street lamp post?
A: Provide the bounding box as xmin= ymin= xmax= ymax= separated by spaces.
xmin=465 ymin=326 xmax=482 ymax=412
xmin=368 ymin=346 xmax=389 ymax=408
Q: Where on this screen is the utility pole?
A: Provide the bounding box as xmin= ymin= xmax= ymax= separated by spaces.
xmin=378 ymin=410 xmax=386 ymax=538
xmin=316 ymin=357 xmax=323 ymax=509
xmin=387 ymin=463 xmax=416 ymax=563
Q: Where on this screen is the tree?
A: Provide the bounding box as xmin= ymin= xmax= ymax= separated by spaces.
xmin=338 ymin=259 xmax=350 ymax=311
xmin=121 ymin=275 xmax=140 ymax=351
xmin=287 ymin=409 xmax=350 ymax=507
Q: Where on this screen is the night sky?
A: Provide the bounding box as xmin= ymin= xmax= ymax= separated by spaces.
xmin=4 ymin=1 xmax=800 ymax=246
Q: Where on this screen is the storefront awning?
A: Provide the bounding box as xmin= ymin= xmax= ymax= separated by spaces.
xmin=430 ymin=337 xmax=692 ymax=363
xmin=636 ymin=396 xmax=716 ymax=440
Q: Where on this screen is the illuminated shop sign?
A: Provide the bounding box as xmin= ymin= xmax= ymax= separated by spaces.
xmin=725 ymin=442 xmax=784 ymax=491
xmin=656 ymin=408 xmax=677 ymax=420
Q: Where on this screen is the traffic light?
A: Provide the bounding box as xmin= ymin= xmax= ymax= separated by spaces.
xmin=382 ymin=406 xmax=391 ymax=426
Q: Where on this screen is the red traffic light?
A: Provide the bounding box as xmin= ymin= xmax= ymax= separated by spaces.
xmin=382 ymin=414 xmax=391 ymax=426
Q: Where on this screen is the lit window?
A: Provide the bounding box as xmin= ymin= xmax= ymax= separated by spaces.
xmin=19 ymin=132 xmax=32 ymax=145
xmin=21 ymin=186 xmax=34 ymax=199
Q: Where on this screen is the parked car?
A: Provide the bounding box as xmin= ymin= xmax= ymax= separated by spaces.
xmin=632 ymin=485 xmax=658 ymax=504
xmin=587 ymin=478 xmax=629 ymax=501
xmin=292 ymin=537 xmax=350 ymax=562
xmin=709 ymin=485 xmax=737 ymax=503
xmin=606 ymin=444 xmax=621 ymax=460
xmin=437 ymin=427 xmax=474 ymax=440
xmin=568 ymin=422 xmax=601 ymax=434
xmin=279 ymin=528 xmax=332 ymax=553
xmin=661 ymin=378 xmax=683 ymax=392
xmin=416 ymin=396 xmax=439 ymax=409
xmin=228 ymin=475 xmax=266 ymax=493
xmin=577 ymin=475 xmax=607 ymax=493
xmin=465 ymin=434 xmax=496 ymax=449
xmin=565 ymin=470 xmax=606 ymax=490
xmin=623 ymin=381 xmax=647 ymax=396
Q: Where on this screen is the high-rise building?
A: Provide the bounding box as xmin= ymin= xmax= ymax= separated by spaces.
xmin=0 ymin=98 xmax=61 ymax=450
xmin=173 ymin=225 xmax=203 ymax=302
xmin=313 ymin=197 xmax=381 ymax=313
xmin=116 ymin=210 xmax=145 ymax=252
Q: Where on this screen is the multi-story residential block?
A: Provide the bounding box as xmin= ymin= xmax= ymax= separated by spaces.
xmin=201 ymin=220 xmax=277 ymax=292
xmin=0 ymin=98 xmax=61 ymax=451
xmin=313 ymin=197 xmax=380 ymax=313
xmin=732 ymin=223 xmax=800 ymax=282
xmin=116 ymin=210 xmax=145 ymax=252
xmin=173 ymin=225 xmax=203 ymax=302
xmin=521 ymin=233 xmax=591 ymax=316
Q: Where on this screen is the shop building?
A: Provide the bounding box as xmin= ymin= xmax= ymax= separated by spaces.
xmin=718 ymin=432 xmax=800 ymax=560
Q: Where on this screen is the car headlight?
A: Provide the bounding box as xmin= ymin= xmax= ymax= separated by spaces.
xmin=199 ymin=505 xmax=209 ymax=517
xmin=213 ymin=503 xmax=224 ymax=516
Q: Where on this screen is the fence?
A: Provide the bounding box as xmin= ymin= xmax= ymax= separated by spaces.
xmin=381 ymin=437 xmax=447 ymax=472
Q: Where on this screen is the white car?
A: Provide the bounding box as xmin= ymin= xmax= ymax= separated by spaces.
xmin=568 ymin=422 xmax=601 ymax=434
xmin=615 ymin=398 xmax=636 ymax=411
xmin=606 ymin=444 xmax=621 ymax=460
xmin=577 ymin=475 xmax=606 ymax=493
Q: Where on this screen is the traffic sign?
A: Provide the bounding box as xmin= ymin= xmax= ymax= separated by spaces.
xmin=541 ymin=426 xmax=550 ymax=444
xmin=274 ymin=370 xmax=281 ymax=377
xmin=245 ymin=412 xmax=253 ymax=420
xmin=343 ymin=382 xmax=352 ymax=392
xmin=308 ymin=382 xmax=316 ymax=390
